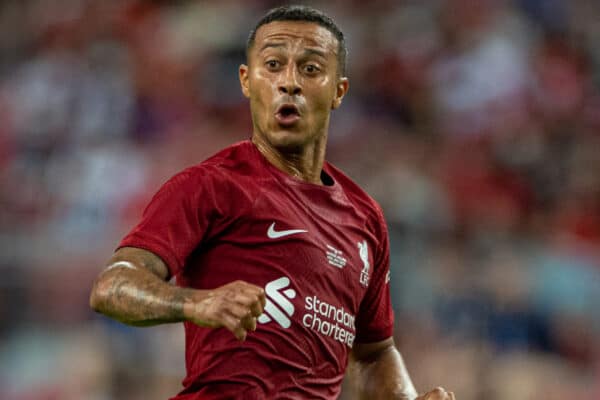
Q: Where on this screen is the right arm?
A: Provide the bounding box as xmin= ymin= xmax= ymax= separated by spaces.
xmin=89 ymin=246 xmax=266 ymax=341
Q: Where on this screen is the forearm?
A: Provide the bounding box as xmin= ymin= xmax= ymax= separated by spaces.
xmin=349 ymin=345 xmax=418 ymax=400
xmin=89 ymin=247 xmax=267 ymax=341
xmin=90 ymin=265 xmax=198 ymax=326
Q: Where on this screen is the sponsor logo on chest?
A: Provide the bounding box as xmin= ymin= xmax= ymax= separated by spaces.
xmin=258 ymin=276 xmax=356 ymax=347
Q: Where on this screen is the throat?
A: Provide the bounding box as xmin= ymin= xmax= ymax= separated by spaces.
xmin=252 ymin=137 xmax=325 ymax=185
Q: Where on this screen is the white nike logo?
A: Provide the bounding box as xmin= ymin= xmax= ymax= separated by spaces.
xmin=267 ymin=222 xmax=307 ymax=239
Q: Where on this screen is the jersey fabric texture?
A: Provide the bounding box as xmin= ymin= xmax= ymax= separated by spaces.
xmin=119 ymin=140 xmax=394 ymax=400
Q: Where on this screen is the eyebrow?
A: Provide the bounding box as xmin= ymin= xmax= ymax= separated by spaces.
xmin=259 ymin=43 xmax=328 ymax=59
xmin=259 ymin=42 xmax=285 ymax=53
xmin=303 ymin=48 xmax=327 ymax=59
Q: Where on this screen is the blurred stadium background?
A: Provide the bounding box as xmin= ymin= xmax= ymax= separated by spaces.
xmin=1 ymin=0 xmax=599 ymax=399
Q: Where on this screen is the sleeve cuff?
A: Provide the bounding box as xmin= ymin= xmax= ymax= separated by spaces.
xmin=118 ymin=234 xmax=181 ymax=279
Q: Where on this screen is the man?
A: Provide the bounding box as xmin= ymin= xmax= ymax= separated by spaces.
xmin=90 ymin=5 xmax=455 ymax=400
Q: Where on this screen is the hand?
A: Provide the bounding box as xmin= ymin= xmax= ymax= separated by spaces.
xmin=415 ymin=387 xmax=456 ymax=400
xmin=184 ymin=280 xmax=266 ymax=341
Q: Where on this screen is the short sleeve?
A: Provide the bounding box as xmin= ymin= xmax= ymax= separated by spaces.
xmin=354 ymin=208 xmax=394 ymax=344
xmin=119 ymin=167 xmax=222 ymax=278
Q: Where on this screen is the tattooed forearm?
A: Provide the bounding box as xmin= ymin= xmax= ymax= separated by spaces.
xmin=90 ymin=247 xmax=268 ymax=340
xmin=90 ymin=247 xmax=198 ymax=326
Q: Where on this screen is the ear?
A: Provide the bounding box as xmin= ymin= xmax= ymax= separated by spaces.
xmin=331 ymin=77 xmax=349 ymax=110
xmin=239 ymin=64 xmax=250 ymax=98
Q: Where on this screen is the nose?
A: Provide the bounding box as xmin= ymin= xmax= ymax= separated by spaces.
xmin=278 ymin=65 xmax=301 ymax=96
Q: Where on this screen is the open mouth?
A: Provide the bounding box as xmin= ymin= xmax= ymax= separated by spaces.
xmin=275 ymin=104 xmax=301 ymax=126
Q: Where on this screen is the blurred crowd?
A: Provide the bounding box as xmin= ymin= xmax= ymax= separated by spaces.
xmin=1 ymin=0 xmax=599 ymax=399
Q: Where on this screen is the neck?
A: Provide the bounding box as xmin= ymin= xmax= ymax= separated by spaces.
xmin=252 ymin=135 xmax=327 ymax=185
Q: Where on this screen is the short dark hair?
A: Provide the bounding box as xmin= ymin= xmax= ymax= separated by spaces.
xmin=246 ymin=5 xmax=347 ymax=76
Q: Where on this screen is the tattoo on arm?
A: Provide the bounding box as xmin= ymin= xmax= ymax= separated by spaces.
xmin=109 ymin=246 xmax=170 ymax=279
xmin=90 ymin=247 xmax=196 ymax=326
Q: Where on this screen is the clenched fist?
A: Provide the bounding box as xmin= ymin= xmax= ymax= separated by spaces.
xmin=184 ymin=280 xmax=267 ymax=341
xmin=416 ymin=387 xmax=456 ymax=400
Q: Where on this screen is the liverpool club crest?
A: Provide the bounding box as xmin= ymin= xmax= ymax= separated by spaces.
xmin=358 ymin=240 xmax=370 ymax=287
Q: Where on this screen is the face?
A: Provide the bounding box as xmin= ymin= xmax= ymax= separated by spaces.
xmin=239 ymin=21 xmax=349 ymax=152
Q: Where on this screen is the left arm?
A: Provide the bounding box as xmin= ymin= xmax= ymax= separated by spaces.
xmin=348 ymin=337 xmax=417 ymax=400
xmin=351 ymin=210 xmax=454 ymax=399
xmin=348 ymin=337 xmax=455 ymax=400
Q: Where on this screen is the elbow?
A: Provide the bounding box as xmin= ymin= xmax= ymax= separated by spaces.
xmin=89 ymin=274 xmax=110 ymax=313
xmin=89 ymin=287 xmax=101 ymax=312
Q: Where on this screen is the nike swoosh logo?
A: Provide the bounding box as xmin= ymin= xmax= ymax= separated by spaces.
xmin=267 ymin=222 xmax=307 ymax=239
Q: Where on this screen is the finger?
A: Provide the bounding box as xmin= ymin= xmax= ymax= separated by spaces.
xmin=257 ymin=288 xmax=266 ymax=308
xmin=236 ymin=298 xmax=263 ymax=318
xmin=447 ymin=391 xmax=455 ymax=400
xmin=231 ymin=291 xmax=255 ymax=304
xmin=434 ymin=387 xmax=450 ymax=400
xmin=231 ymin=292 xmax=264 ymax=316
xmin=246 ymin=288 xmax=266 ymax=316
xmin=226 ymin=301 xmax=253 ymax=319
xmin=236 ymin=283 xmax=266 ymax=306
xmin=234 ymin=281 xmax=264 ymax=294
xmin=220 ymin=313 xmax=240 ymax=332
xmin=241 ymin=314 xmax=257 ymax=332
xmin=221 ymin=313 xmax=247 ymax=341
xmin=249 ymin=299 xmax=264 ymax=317
xmin=424 ymin=387 xmax=446 ymax=399
xmin=233 ymin=325 xmax=247 ymax=341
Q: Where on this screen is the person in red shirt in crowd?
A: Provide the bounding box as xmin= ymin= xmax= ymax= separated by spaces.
xmin=90 ymin=5 xmax=455 ymax=400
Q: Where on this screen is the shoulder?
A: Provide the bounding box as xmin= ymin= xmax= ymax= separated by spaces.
xmin=148 ymin=140 xmax=258 ymax=204
xmin=187 ymin=140 xmax=255 ymax=175
xmin=169 ymin=140 xmax=257 ymax=185
xmin=325 ymin=162 xmax=387 ymax=231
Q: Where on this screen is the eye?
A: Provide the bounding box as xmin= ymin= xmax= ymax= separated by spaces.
xmin=266 ymin=60 xmax=280 ymax=69
xmin=303 ymin=64 xmax=320 ymax=74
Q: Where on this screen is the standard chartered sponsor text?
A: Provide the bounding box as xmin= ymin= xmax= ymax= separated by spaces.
xmin=303 ymin=295 xmax=355 ymax=347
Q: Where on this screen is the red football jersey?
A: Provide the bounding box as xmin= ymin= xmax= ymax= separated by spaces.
xmin=120 ymin=140 xmax=394 ymax=399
